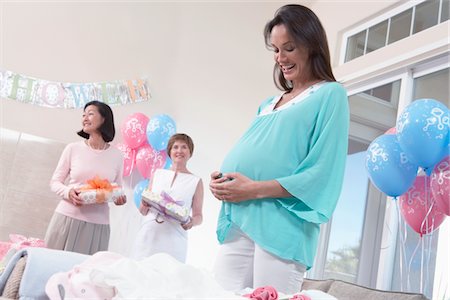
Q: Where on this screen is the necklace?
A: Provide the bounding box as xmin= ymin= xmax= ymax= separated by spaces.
xmin=87 ymin=139 xmax=107 ymax=150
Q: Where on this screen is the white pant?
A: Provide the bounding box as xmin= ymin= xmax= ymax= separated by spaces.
xmin=213 ymin=226 xmax=306 ymax=294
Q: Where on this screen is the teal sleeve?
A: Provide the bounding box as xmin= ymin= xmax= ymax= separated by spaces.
xmin=276 ymin=85 xmax=349 ymax=224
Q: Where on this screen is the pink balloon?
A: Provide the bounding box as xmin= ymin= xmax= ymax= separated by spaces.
xmin=385 ymin=127 xmax=397 ymax=135
xmin=117 ymin=143 xmax=136 ymax=177
xmin=430 ymin=156 xmax=450 ymax=216
xmin=121 ymin=113 xmax=149 ymax=149
xmin=135 ymin=144 xmax=167 ymax=179
xmin=400 ymin=175 xmax=446 ymax=236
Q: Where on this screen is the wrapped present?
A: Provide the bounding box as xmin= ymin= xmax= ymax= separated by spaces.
xmin=141 ymin=190 xmax=190 ymax=224
xmin=79 ymin=176 xmax=124 ymax=204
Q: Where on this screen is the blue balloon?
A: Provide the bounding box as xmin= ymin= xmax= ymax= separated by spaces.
xmin=133 ymin=179 xmax=149 ymax=209
xmin=396 ymin=99 xmax=449 ymax=170
xmin=366 ymin=134 xmax=418 ymax=197
xmin=164 ymin=156 xmax=173 ymax=169
xmin=146 ymin=114 xmax=176 ymax=151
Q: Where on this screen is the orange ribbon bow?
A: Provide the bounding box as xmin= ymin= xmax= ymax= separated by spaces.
xmin=80 ymin=176 xmax=116 ymax=203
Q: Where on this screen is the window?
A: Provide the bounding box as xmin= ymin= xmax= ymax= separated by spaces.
xmin=413 ymin=68 xmax=449 ymax=106
xmin=343 ymin=0 xmax=449 ymax=62
xmin=362 ymin=80 xmax=401 ymax=103
xmin=345 ymin=30 xmax=366 ymax=62
xmin=413 ymin=0 xmax=440 ymax=34
xmin=442 ymin=0 xmax=449 ymax=22
xmin=388 ymin=9 xmax=413 ymax=45
xmin=323 ymin=152 xmax=368 ymax=283
xmin=366 ymin=20 xmax=388 ymax=54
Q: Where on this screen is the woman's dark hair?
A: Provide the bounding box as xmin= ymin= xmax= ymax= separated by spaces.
xmin=166 ymin=133 xmax=194 ymax=159
xmin=77 ymin=100 xmax=115 ymax=142
xmin=263 ymin=4 xmax=336 ymax=91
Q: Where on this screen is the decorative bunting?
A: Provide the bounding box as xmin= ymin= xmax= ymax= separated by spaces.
xmin=0 ymin=69 xmax=151 ymax=108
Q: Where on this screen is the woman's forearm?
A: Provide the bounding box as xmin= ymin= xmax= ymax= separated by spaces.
xmin=252 ymin=180 xmax=292 ymax=199
xmin=191 ymin=214 xmax=203 ymax=226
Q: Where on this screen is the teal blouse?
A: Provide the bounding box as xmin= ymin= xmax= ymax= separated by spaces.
xmin=217 ymin=82 xmax=349 ymax=269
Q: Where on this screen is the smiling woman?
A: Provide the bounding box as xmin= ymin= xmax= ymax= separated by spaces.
xmin=44 ymin=100 xmax=127 ymax=255
xmin=208 ymin=4 xmax=349 ymax=295
xmin=131 ymin=133 xmax=204 ymax=263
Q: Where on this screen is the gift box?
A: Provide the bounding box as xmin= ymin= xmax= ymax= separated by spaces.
xmin=141 ymin=190 xmax=190 ymax=224
xmin=79 ymin=177 xmax=124 ymax=204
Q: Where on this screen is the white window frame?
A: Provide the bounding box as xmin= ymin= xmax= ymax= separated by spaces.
xmin=340 ymin=0 xmax=427 ymax=65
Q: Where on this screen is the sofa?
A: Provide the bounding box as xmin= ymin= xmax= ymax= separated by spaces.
xmin=302 ymin=278 xmax=429 ymax=300
xmin=0 ymin=248 xmax=429 ymax=300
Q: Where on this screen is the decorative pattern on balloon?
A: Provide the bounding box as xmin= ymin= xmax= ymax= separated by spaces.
xmin=118 ymin=113 xmax=176 ymax=180
xmin=399 ymin=175 xmax=446 ymax=236
xmin=430 ymin=156 xmax=450 ymax=216
xmin=365 ymin=134 xmax=418 ymax=198
xmin=396 ymin=99 xmax=449 ymax=174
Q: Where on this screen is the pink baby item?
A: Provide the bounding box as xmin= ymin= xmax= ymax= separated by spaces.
xmin=244 ymin=286 xmax=278 ymax=300
xmin=289 ymin=294 xmax=311 ymax=300
xmin=8 ymin=234 xmax=46 ymax=249
xmin=0 ymin=234 xmax=46 ymax=269
xmin=0 ymin=234 xmax=46 ymax=259
xmin=0 ymin=242 xmax=11 ymax=261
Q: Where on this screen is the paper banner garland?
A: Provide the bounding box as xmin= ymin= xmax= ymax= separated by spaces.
xmin=0 ymin=69 xmax=151 ymax=108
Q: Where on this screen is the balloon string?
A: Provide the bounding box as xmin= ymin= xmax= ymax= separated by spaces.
xmin=395 ymin=198 xmax=407 ymax=292
xmin=417 ymin=175 xmax=435 ymax=295
xmin=131 ymin=149 xmax=136 ymax=172
xmin=420 ymin=199 xmax=435 ymax=236
xmin=420 ymin=235 xmax=424 ymax=294
xmin=419 ymin=175 xmax=433 ymax=235
xmin=407 ymin=237 xmax=421 ymax=292
xmin=424 ymin=217 xmax=436 ymax=296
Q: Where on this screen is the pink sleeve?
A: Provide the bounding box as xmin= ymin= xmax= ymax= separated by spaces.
xmin=49 ymin=144 xmax=72 ymax=200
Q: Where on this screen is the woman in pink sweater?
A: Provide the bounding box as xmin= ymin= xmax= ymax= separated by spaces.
xmin=45 ymin=100 xmax=127 ymax=255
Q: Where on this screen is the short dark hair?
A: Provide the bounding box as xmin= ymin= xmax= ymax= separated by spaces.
xmin=263 ymin=4 xmax=336 ymax=91
xmin=166 ymin=133 xmax=194 ymax=159
xmin=77 ymin=100 xmax=115 ymax=142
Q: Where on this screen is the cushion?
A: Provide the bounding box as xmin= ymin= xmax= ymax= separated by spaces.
xmin=0 ymin=248 xmax=88 ymax=300
xmin=326 ymin=280 xmax=429 ymax=300
xmin=302 ymin=278 xmax=334 ymax=292
xmin=1 ymin=257 xmax=26 ymax=299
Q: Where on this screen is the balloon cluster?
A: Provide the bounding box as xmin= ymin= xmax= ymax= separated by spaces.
xmin=366 ymin=99 xmax=449 ymax=236
xmin=116 ymin=113 xmax=176 ymax=178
